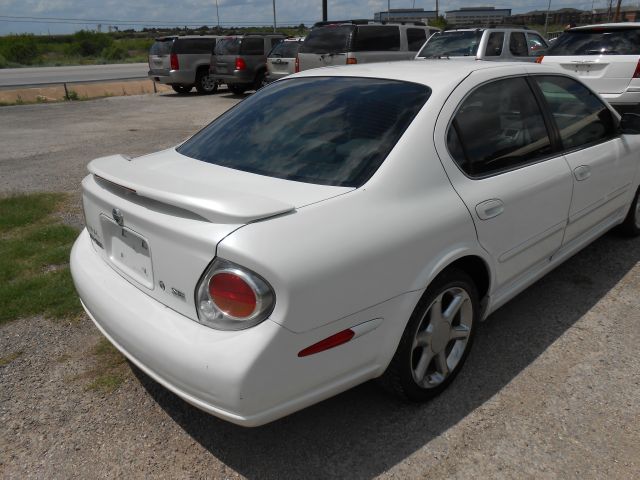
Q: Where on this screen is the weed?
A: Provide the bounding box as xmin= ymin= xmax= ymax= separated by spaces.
xmin=85 ymin=338 xmax=128 ymax=393
xmin=66 ymin=89 xmax=79 ymax=101
xmin=0 ymin=351 xmax=23 ymax=367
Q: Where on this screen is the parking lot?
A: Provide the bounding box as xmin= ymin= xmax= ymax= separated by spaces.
xmin=1 ymin=90 xmax=639 ymax=479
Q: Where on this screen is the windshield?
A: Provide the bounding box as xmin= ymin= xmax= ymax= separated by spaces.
xmin=215 ymin=37 xmax=240 ymax=55
xmin=150 ymin=39 xmax=174 ymax=55
xmin=178 ymin=77 xmax=431 ymax=187
xmin=269 ymin=41 xmax=301 ymax=58
xmin=417 ymin=31 xmax=482 ymax=57
xmin=547 ymin=27 xmax=640 ymax=55
xmin=299 ymin=26 xmax=354 ymax=54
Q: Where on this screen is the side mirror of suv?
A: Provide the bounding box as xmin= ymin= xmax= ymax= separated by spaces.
xmin=620 ymin=112 xmax=640 ymax=134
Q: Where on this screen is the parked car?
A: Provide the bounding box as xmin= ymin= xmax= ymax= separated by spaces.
xmin=266 ymin=38 xmax=304 ymax=83
xmin=71 ymin=60 xmax=640 ymax=427
xmin=212 ymin=33 xmax=286 ymax=94
xmin=296 ymin=20 xmax=439 ymax=72
xmin=148 ymin=35 xmax=221 ymax=94
xmin=537 ymin=23 xmax=640 ymax=113
xmin=416 ymin=26 xmax=548 ymax=61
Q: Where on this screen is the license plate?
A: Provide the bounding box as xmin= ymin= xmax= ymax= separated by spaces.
xmin=100 ymin=215 xmax=154 ymax=289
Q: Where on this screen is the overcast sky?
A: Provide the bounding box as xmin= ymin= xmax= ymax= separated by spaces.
xmin=0 ymin=0 xmax=628 ymax=35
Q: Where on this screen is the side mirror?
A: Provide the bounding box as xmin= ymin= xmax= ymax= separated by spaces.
xmin=620 ymin=112 xmax=640 ymax=134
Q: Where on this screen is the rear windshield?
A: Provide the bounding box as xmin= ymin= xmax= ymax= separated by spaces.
xmin=299 ymin=26 xmax=354 ymax=54
xmin=150 ymin=39 xmax=174 ymax=55
xmin=417 ymin=31 xmax=483 ymax=57
xmin=269 ymin=41 xmax=302 ymax=58
xmin=215 ymin=37 xmax=240 ymax=55
xmin=173 ymin=38 xmax=217 ymax=54
xmin=547 ymin=28 xmax=640 ymax=55
xmin=177 ymin=77 xmax=431 ymax=187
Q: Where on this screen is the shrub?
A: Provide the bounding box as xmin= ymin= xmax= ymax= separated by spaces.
xmin=0 ymin=53 xmax=7 ymax=68
xmin=3 ymin=35 xmax=39 ymax=65
xmin=101 ymin=44 xmax=127 ymax=61
xmin=72 ymin=30 xmax=113 ymax=56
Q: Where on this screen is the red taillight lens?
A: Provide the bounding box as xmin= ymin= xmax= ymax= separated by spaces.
xmin=346 ymin=57 xmax=357 ymax=65
xmin=209 ymin=272 xmax=257 ymax=318
xmin=294 ymin=55 xmax=300 ymax=73
xmin=170 ymin=53 xmax=179 ymax=70
xmin=633 ymin=60 xmax=640 ymax=79
xmin=535 ymin=55 xmax=544 ymax=64
xmin=298 ymin=329 xmax=355 ymax=357
xmin=235 ymin=57 xmax=247 ymax=70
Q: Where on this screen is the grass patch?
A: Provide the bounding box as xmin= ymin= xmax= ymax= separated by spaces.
xmin=0 ymin=350 xmax=23 ymax=367
xmin=0 ymin=193 xmax=81 ymax=324
xmin=85 ymin=338 xmax=128 ymax=393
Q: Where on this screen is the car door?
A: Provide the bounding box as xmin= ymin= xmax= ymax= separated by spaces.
xmin=531 ymin=74 xmax=638 ymax=246
xmin=434 ymin=69 xmax=574 ymax=294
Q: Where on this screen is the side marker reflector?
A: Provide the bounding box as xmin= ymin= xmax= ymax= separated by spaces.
xmin=298 ymin=329 xmax=355 ymax=357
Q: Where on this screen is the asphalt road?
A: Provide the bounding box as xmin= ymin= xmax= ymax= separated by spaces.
xmin=1 ymin=91 xmax=639 ymax=479
xmin=0 ymin=63 xmax=149 ymax=88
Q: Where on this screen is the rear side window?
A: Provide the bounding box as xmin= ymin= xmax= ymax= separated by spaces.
xmin=417 ymin=31 xmax=482 ymax=57
xmin=547 ymin=28 xmax=640 ymax=55
xmin=407 ymin=28 xmax=427 ymax=51
xmin=353 ymin=26 xmax=400 ymax=52
xmin=269 ymin=41 xmax=302 ymax=58
xmin=173 ymin=38 xmax=217 ymax=54
xmin=240 ymin=38 xmax=264 ymax=55
xmin=270 ymin=37 xmax=284 ymax=49
xmin=527 ymin=33 xmax=546 ymax=54
xmin=509 ymin=32 xmax=529 ymax=57
xmin=177 ymin=77 xmax=431 ymax=187
xmin=485 ymin=32 xmax=504 ymax=56
xmin=215 ymin=38 xmax=240 ymax=55
xmin=447 ymin=77 xmax=552 ymax=177
xmin=299 ymin=26 xmax=354 ymax=54
xmin=150 ymin=40 xmax=173 ymax=55
xmin=535 ymin=76 xmax=616 ymax=150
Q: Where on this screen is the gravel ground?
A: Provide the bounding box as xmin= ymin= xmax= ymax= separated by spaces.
xmin=1 ymin=91 xmax=639 ymax=479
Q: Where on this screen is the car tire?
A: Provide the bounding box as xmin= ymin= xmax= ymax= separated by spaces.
xmin=195 ymin=70 xmax=218 ymax=94
xmin=228 ymin=84 xmax=246 ymax=95
xmin=381 ymin=268 xmax=478 ymax=401
xmin=171 ymin=85 xmax=193 ymax=94
xmin=254 ymin=70 xmax=267 ymax=90
xmin=618 ymin=188 xmax=640 ymax=237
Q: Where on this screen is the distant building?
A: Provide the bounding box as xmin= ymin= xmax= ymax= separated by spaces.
xmin=580 ymin=6 xmax=640 ymax=23
xmin=445 ymin=7 xmax=512 ymax=26
xmin=374 ymin=8 xmax=437 ymax=23
xmin=508 ymin=8 xmax=583 ymax=26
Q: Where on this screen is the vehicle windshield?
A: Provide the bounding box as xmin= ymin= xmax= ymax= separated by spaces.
xmin=178 ymin=77 xmax=431 ymax=187
xmin=150 ymin=39 xmax=174 ymax=55
xmin=299 ymin=26 xmax=354 ymax=54
xmin=417 ymin=31 xmax=483 ymax=57
xmin=269 ymin=41 xmax=302 ymax=58
xmin=546 ymin=27 xmax=640 ymax=55
xmin=215 ymin=37 xmax=240 ymax=55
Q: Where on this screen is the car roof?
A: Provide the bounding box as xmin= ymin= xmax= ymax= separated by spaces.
xmin=570 ymin=22 xmax=640 ymax=30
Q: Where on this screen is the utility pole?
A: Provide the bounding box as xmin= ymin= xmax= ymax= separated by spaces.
xmin=544 ymin=0 xmax=552 ymax=35
xmin=607 ymin=0 xmax=613 ymax=21
xmin=322 ymin=0 xmax=327 ymax=21
xmin=435 ymin=0 xmax=439 ymax=19
xmin=614 ymin=0 xmax=622 ymax=21
xmin=273 ymin=0 xmax=277 ymax=32
xmin=215 ymin=0 xmax=220 ymax=28
xmin=388 ymin=0 xmax=391 ymax=22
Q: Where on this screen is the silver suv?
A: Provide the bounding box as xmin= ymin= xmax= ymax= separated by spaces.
xmin=297 ymin=21 xmax=440 ymax=72
xmin=416 ymin=27 xmax=548 ymax=61
xmin=148 ymin=35 xmax=221 ymax=94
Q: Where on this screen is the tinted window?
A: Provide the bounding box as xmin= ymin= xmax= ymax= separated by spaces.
xmin=535 ymin=76 xmax=616 ymax=150
xmin=299 ymin=26 xmax=354 ymax=54
xmin=417 ymin=31 xmax=482 ymax=57
xmin=527 ymin=33 xmax=546 ymax=53
xmin=407 ymin=28 xmax=427 ymax=51
xmin=269 ymin=41 xmax=302 ymax=58
xmin=353 ymin=26 xmax=400 ymax=52
xmin=178 ymin=77 xmax=431 ymax=187
xmin=448 ymin=77 xmax=552 ymax=176
xmin=215 ymin=37 xmax=240 ymax=55
xmin=240 ymin=38 xmax=264 ymax=55
xmin=485 ymin=32 xmax=504 ymax=56
xmin=150 ymin=39 xmax=173 ymax=55
xmin=173 ymin=38 xmax=216 ymax=54
xmin=270 ymin=37 xmax=284 ymax=49
xmin=547 ymin=28 xmax=640 ymax=55
xmin=509 ymin=32 xmax=528 ymax=56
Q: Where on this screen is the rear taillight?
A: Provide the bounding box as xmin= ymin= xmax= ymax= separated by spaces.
xmin=196 ymin=258 xmax=275 ymax=330
xmin=235 ymin=57 xmax=247 ymax=70
xmin=346 ymin=57 xmax=357 ymax=65
xmin=294 ymin=54 xmax=300 ymax=73
xmin=170 ymin=53 xmax=179 ymax=70
xmin=633 ymin=60 xmax=640 ymax=78
xmin=535 ymin=55 xmax=544 ymax=64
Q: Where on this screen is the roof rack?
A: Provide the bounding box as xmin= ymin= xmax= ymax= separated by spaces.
xmin=444 ymin=24 xmax=530 ymax=30
xmin=379 ymin=20 xmax=427 ymax=26
xmin=312 ymin=19 xmax=372 ymax=28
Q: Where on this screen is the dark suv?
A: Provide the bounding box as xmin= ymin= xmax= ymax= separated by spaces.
xmin=212 ymin=34 xmax=286 ymax=94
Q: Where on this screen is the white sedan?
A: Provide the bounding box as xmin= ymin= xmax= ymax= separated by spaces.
xmin=71 ymin=60 xmax=640 ymax=426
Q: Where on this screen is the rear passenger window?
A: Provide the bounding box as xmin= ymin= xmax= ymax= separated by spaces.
xmin=527 ymin=33 xmax=546 ymax=54
xmin=407 ymin=28 xmax=427 ymax=51
xmin=447 ymin=77 xmax=553 ymax=177
xmin=509 ymin=32 xmax=528 ymax=56
xmin=240 ymin=38 xmax=264 ymax=55
xmin=485 ymin=32 xmax=504 ymax=56
xmin=173 ymin=39 xmax=216 ymax=54
xmin=354 ymin=26 xmax=400 ymax=51
xmin=535 ymin=76 xmax=616 ymax=150
xmin=270 ymin=37 xmax=283 ymax=49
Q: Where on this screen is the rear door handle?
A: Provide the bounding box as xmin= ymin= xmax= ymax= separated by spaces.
xmin=476 ymin=199 xmax=504 ymax=220
xmin=574 ymin=165 xmax=591 ymax=181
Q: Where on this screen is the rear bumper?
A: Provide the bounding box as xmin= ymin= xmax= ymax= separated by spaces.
xmin=601 ymin=90 xmax=640 ymax=109
xmin=148 ymin=70 xmax=195 ymax=86
xmin=266 ymin=71 xmax=290 ymax=82
xmin=213 ymin=71 xmax=255 ymax=85
xmin=70 ymin=229 xmax=390 ymax=426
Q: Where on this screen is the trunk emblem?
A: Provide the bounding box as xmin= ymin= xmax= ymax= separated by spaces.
xmin=112 ymin=208 xmax=124 ymax=226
